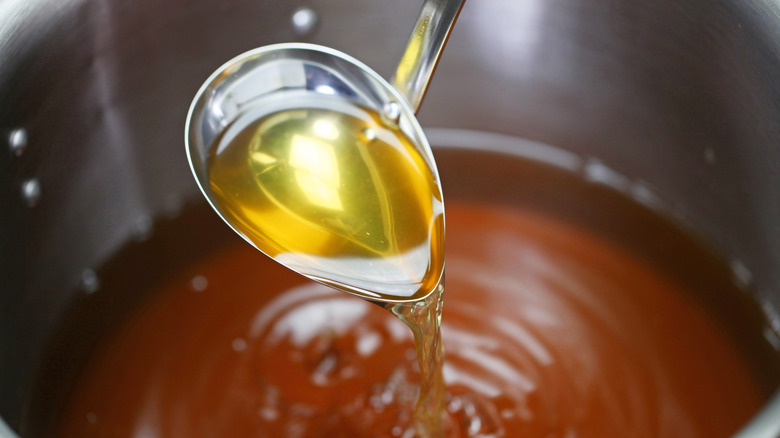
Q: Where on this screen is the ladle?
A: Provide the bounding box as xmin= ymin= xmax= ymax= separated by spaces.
xmin=185 ymin=0 xmax=464 ymax=307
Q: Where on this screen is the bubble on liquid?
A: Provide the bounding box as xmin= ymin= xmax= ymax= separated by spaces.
xmin=191 ymin=275 xmax=208 ymax=292
xmin=360 ymin=127 xmax=377 ymax=144
xmin=382 ymin=101 xmax=401 ymax=125
xmin=21 ymin=178 xmax=41 ymax=207
xmin=86 ymin=412 xmax=97 ymax=424
xmin=8 ymin=127 xmax=28 ymax=156
xmin=81 ymin=269 xmax=101 ymax=294
xmin=291 ymin=6 xmax=319 ymax=37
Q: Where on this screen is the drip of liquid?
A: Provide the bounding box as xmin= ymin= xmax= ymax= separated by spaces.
xmin=207 ymin=101 xmax=444 ymax=302
xmin=387 ymin=285 xmax=447 ymax=437
xmin=206 ymin=101 xmax=447 ymax=435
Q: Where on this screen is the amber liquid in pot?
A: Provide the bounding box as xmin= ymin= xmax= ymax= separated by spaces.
xmin=45 ymin=144 xmax=778 ymax=438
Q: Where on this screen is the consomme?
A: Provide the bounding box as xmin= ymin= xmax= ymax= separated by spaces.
xmin=30 ymin=136 xmax=780 ymax=437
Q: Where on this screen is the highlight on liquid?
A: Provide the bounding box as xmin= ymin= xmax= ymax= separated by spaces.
xmin=206 ymin=99 xmax=444 ymax=302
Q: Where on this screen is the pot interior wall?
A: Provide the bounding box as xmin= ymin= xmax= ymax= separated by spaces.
xmin=1 ymin=0 xmax=780 ymax=434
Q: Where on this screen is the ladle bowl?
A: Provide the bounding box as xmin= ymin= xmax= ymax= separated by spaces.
xmin=186 ymin=0 xmax=465 ymax=305
xmin=186 ymin=43 xmax=432 ymax=181
xmin=185 ymin=43 xmax=443 ymax=304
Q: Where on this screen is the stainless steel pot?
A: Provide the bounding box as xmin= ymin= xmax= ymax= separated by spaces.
xmin=1 ymin=0 xmax=779 ymax=436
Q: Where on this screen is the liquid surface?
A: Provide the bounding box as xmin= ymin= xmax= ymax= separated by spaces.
xmin=207 ymin=102 xmax=444 ymax=301
xmin=58 ymin=202 xmax=764 ymax=437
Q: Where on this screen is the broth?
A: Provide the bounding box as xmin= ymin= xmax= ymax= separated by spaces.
xmin=30 ymin=141 xmax=780 ymax=437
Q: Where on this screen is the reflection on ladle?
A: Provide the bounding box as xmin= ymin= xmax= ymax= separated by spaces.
xmin=185 ymin=0 xmax=464 ymax=305
xmin=205 ymin=103 xmax=445 ymax=302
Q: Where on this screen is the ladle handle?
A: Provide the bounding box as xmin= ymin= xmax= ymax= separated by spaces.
xmin=392 ymin=0 xmax=465 ymax=112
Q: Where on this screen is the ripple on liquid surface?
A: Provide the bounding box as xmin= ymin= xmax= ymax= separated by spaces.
xmin=58 ymin=202 xmax=764 ymax=437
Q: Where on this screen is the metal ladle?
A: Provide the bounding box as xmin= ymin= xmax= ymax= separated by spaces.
xmin=185 ymin=0 xmax=464 ymax=306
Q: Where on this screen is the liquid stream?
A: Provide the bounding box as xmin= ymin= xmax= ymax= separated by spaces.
xmin=388 ymin=284 xmax=447 ymax=437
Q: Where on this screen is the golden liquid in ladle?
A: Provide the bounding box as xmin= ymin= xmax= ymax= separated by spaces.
xmin=207 ymin=101 xmax=444 ymax=302
xmin=207 ymin=101 xmax=447 ymax=435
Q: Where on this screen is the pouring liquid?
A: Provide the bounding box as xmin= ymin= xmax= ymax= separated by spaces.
xmin=206 ymin=101 xmax=447 ymax=435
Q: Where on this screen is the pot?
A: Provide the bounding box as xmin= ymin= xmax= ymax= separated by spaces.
xmin=1 ymin=0 xmax=779 ymax=436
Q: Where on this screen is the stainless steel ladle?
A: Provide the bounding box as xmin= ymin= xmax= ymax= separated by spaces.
xmin=185 ymin=0 xmax=464 ymax=305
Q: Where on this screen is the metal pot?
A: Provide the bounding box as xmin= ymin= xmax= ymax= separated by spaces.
xmin=1 ymin=0 xmax=779 ymax=436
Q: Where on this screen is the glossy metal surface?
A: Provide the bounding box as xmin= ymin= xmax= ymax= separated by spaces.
xmin=392 ymin=0 xmax=465 ymax=110
xmin=186 ymin=0 xmax=465 ymax=303
xmin=186 ymin=43 xmax=442 ymax=304
xmin=1 ymin=0 xmax=780 ymax=436
xmin=187 ymin=43 xmax=429 ymax=186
